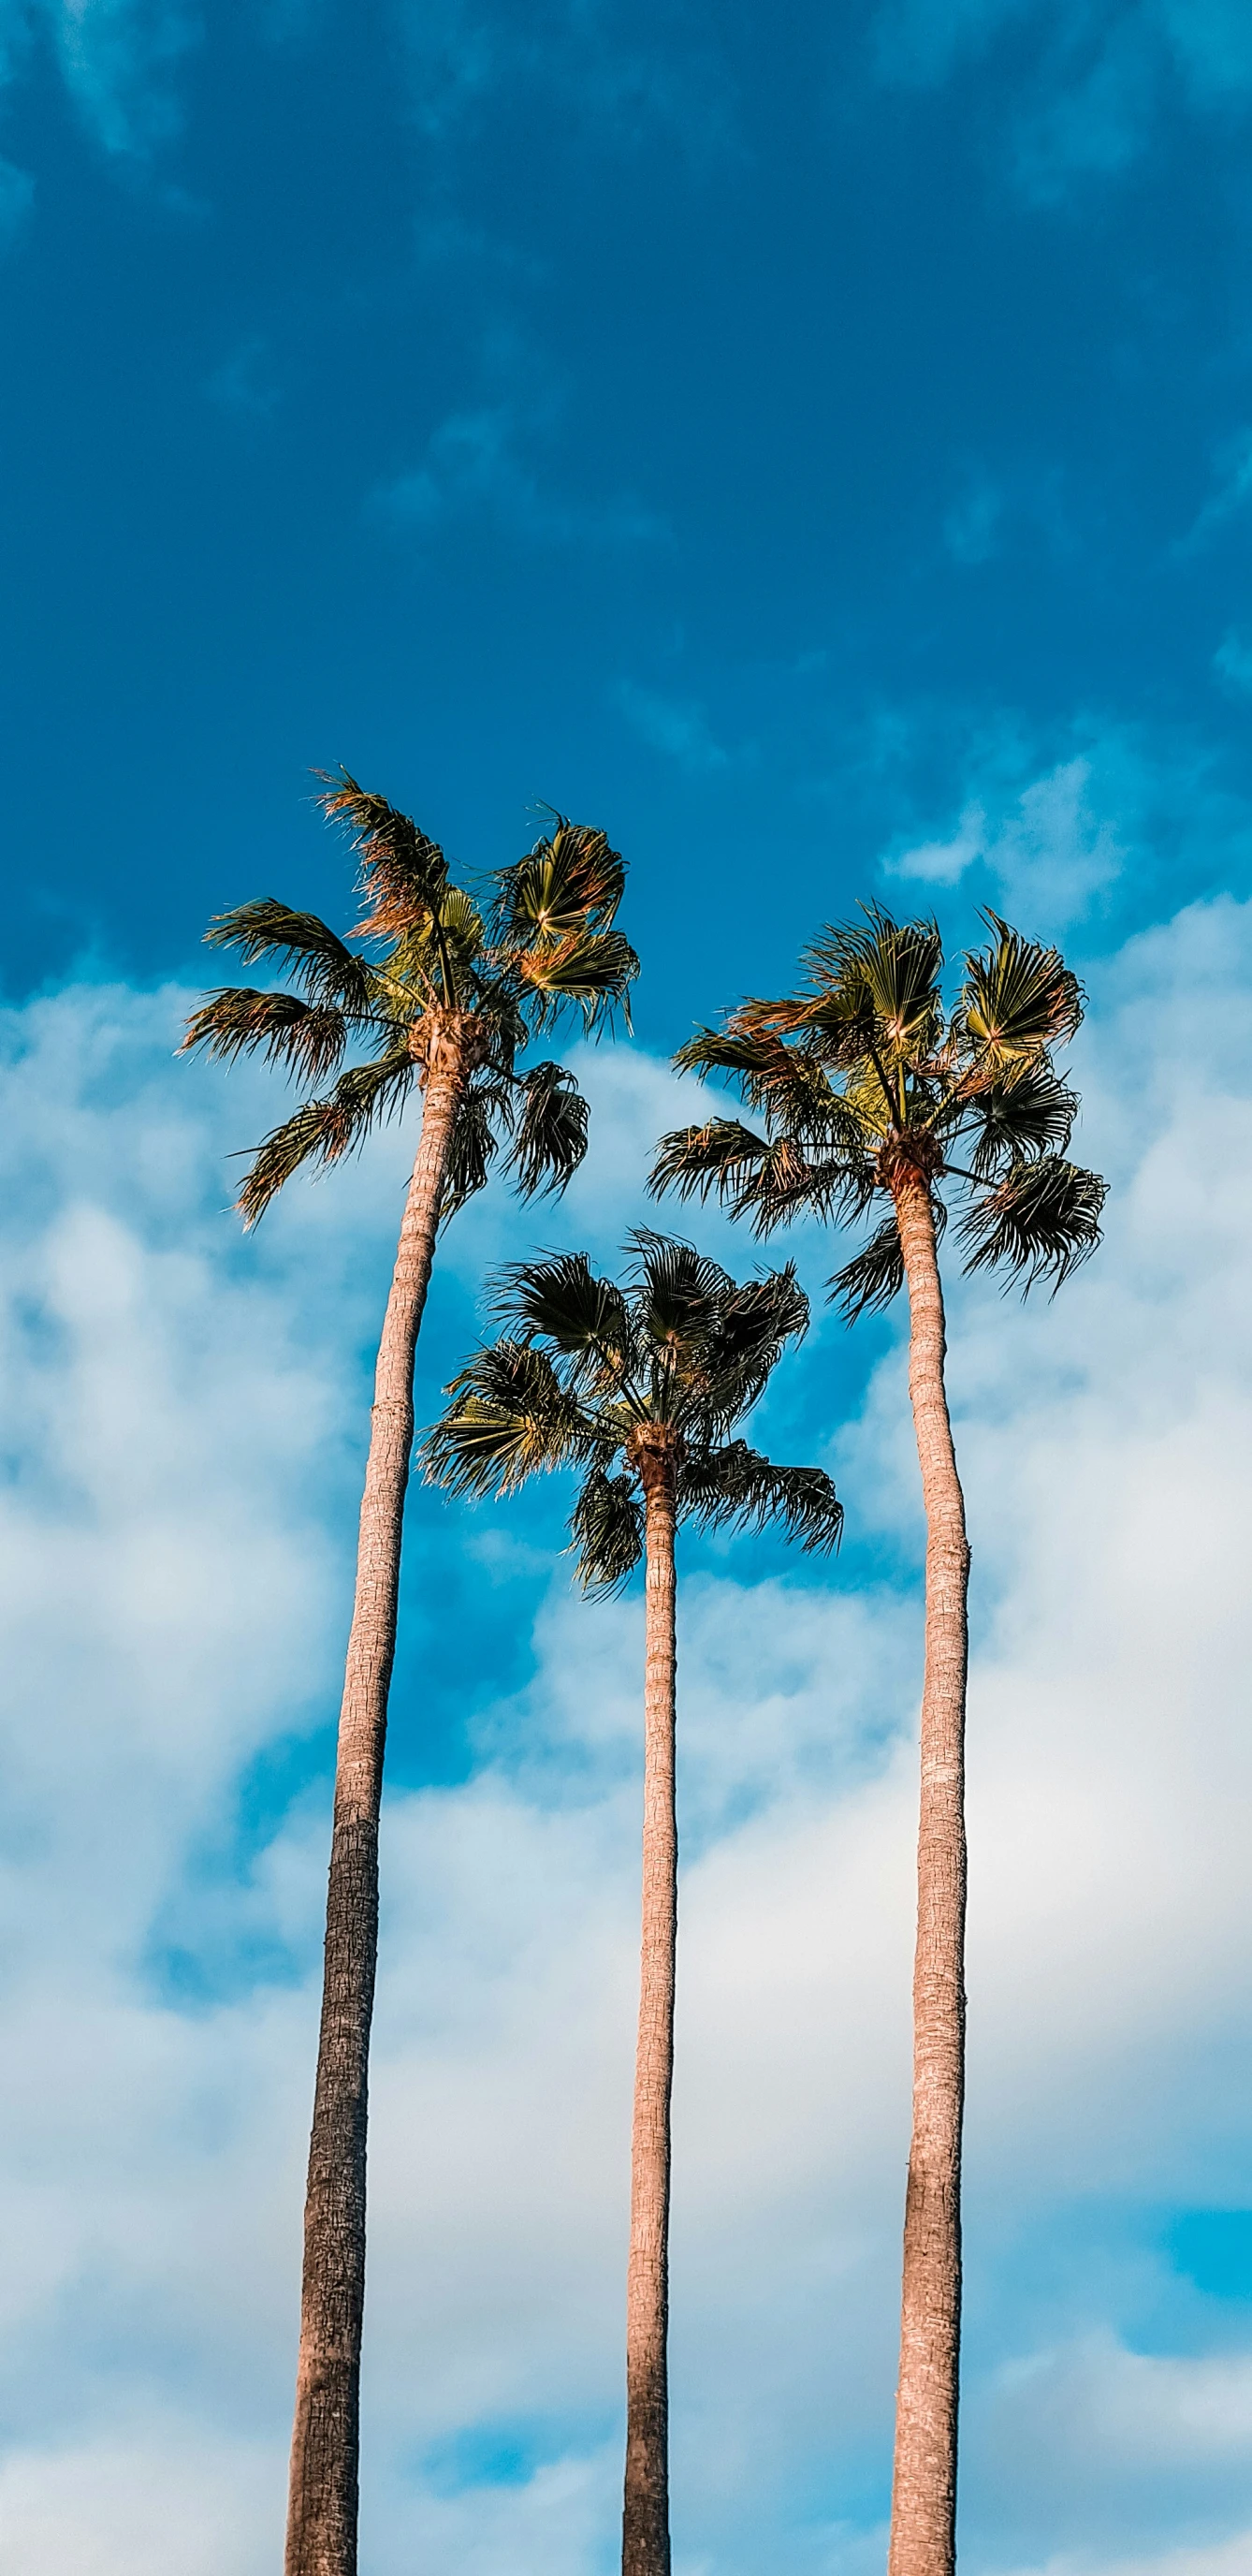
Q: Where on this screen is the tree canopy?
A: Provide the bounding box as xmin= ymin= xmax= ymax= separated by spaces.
xmin=182 ymin=772 xmax=638 ymax=1223
xmin=421 ymin=1232 xmax=844 ymax=1589
xmin=649 ymin=906 xmax=1107 ymax=1315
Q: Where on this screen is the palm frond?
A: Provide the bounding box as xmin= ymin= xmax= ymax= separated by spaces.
xmin=961 ymin=1062 xmax=1077 ymax=1178
xmin=627 ymin=1230 xmax=734 ymax=1351
xmin=513 ymin=926 xmax=639 ymax=1033
xmin=568 ymin=1466 xmax=645 ymax=1594
xmin=440 ymin=1084 xmax=500 ymax=1220
xmin=648 ymin=1118 xmax=770 ymax=1205
xmin=495 ymin=818 xmax=627 ymax=940
xmin=234 ymin=1044 xmax=415 ymax=1225
xmin=674 ymin=1023 xmax=849 ymax=1141
xmin=503 ymin=1062 xmax=590 ymax=1198
xmin=828 ymin=1214 xmax=905 ymax=1322
xmin=678 ymin=1442 xmax=842 ymax=1555
xmin=181 ymin=988 xmax=349 ymax=1084
xmin=958 ymin=1154 xmax=1107 ymax=1292
xmin=419 ymin=1340 xmax=594 ymax=1497
xmin=694 ymin=1265 xmax=810 ymax=1424
xmin=803 ymin=908 xmax=944 ymax=1060
xmin=204 ymin=900 xmax=378 ymax=1017
xmin=316 ymin=768 xmax=451 ymax=946
xmin=958 ymin=915 xmax=1084 ymax=1074
xmin=490 ymin=1251 xmax=634 ymax=1381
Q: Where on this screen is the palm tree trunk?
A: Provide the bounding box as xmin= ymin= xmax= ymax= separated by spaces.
xmin=621 ymin=1456 xmax=678 ymax=2576
xmin=887 ymin=1173 xmax=971 ymax=2576
xmin=284 ymin=1039 xmax=465 ymax=2576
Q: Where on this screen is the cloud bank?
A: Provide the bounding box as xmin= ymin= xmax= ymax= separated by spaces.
xmin=0 ymin=897 xmax=1249 ymax=2570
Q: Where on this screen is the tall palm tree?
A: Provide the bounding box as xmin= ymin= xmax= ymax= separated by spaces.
xmin=648 ymin=910 xmax=1106 ymax=2576
xmin=182 ymin=775 xmax=638 ymax=2576
xmin=421 ymin=1233 xmax=843 ymax=2576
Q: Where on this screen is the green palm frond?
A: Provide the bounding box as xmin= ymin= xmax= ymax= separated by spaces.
xmin=957 ymin=915 xmax=1083 ymax=1076
xmin=678 ymin=1442 xmax=843 ymax=1555
xmin=803 ymin=909 xmax=944 ymax=1061
xmin=699 ymin=1264 xmax=810 ymax=1416
xmin=648 ymin=1117 xmax=770 ymax=1203
xmin=627 ymin=1231 xmax=733 ymax=1376
xmin=503 ymin=1062 xmax=590 ymax=1198
xmin=674 ymin=1024 xmax=845 ymax=1140
xmin=513 ymin=926 xmax=639 ymax=1033
xmin=441 ymin=1084 xmax=500 ymax=1220
xmin=204 ymin=900 xmax=378 ymax=1018
xmin=491 ymin=1251 xmax=635 ymax=1386
xmin=495 ymin=818 xmax=628 ymax=940
xmin=317 ymin=769 xmax=451 ymax=948
xmin=649 ymin=1119 xmax=874 ymax=1236
xmin=958 ymin=1154 xmax=1107 ymax=1291
xmin=828 ymin=1215 xmax=907 ymax=1322
xmin=181 ymin=988 xmax=350 ymax=1084
xmin=235 ymin=1044 xmax=415 ymax=1226
xmin=420 ymin=1340 xmax=595 ymax=1497
xmin=568 ymin=1466 xmax=645 ymax=1593
xmin=963 ymin=1062 xmax=1077 ymax=1177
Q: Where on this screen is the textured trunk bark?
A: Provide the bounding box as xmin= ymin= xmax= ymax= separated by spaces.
xmin=887 ymin=1175 xmax=971 ymax=2576
xmin=621 ymin=1463 xmax=677 ymax=2576
xmin=284 ymin=1043 xmax=464 ymax=2576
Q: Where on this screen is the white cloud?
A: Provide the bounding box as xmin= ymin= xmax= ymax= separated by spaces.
xmin=888 ymin=753 xmax=1123 ymax=921
xmin=3 ymin=904 xmax=1252 ymax=2568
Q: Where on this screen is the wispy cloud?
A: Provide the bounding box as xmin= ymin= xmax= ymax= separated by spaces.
xmin=943 ymin=476 xmax=1004 ymax=565
xmin=206 ymin=336 xmax=280 ymax=420
xmin=888 ymin=753 xmax=1123 ymax=921
xmin=0 ymin=151 xmax=33 ymax=243
xmin=612 ymin=679 xmax=729 ymax=773
xmin=1177 ymin=428 xmax=1252 ymax=555
xmin=1214 ymin=629 xmax=1252 ymax=694
xmin=376 ymin=405 xmax=666 ymax=548
xmin=393 ymin=0 xmax=735 ymax=161
xmin=872 ymin=1 xmax=1252 ymax=199
xmin=22 ymin=0 xmax=201 ymax=159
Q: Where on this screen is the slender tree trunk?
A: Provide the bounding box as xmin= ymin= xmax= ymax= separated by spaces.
xmin=284 ymin=1036 xmax=465 ymax=2576
xmin=887 ymin=1174 xmax=971 ymax=2576
xmin=621 ymin=1456 xmax=678 ymax=2576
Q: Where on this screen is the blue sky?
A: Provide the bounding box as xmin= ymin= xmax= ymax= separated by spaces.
xmin=3 ymin=6 xmax=1252 ymax=2574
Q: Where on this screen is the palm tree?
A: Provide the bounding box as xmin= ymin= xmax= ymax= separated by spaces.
xmin=420 ymin=1233 xmax=843 ymax=2576
xmin=182 ymin=775 xmax=638 ymax=2576
xmin=648 ymin=909 xmax=1106 ymax=2576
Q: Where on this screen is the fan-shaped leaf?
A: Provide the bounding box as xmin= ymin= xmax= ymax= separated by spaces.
xmin=959 ymin=915 xmax=1083 ymax=1071
xmin=678 ymin=1442 xmax=842 ymax=1554
xmin=569 ymin=1467 xmax=645 ymax=1594
xmin=504 ymin=1062 xmax=590 ymax=1199
xmin=235 ymin=1044 xmax=415 ymax=1225
xmin=181 ymin=988 xmax=350 ymax=1084
xmin=204 ymin=900 xmax=378 ymax=1018
xmin=958 ymin=1154 xmax=1107 ymax=1291
xmin=420 ymin=1341 xmax=595 ymax=1496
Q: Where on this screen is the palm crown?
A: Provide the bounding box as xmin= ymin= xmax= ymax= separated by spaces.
xmin=182 ymin=771 xmax=638 ymax=1223
xmin=421 ymin=1232 xmax=843 ymax=1588
xmin=650 ymin=906 xmax=1107 ymax=1314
